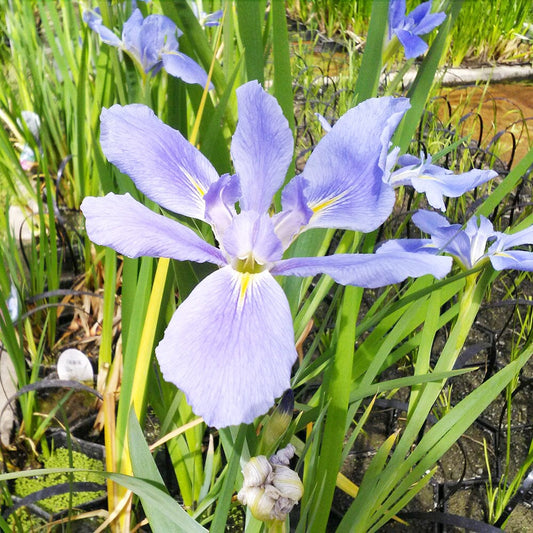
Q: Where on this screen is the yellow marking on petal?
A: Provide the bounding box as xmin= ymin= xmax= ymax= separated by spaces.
xmin=418 ymin=173 xmax=440 ymax=181
xmin=310 ymin=192 xmax=346 ymax=215
xmin=493 ymin=251 xmax=514 ymax=259
xmin=178 ymin=164 xmax=206 ymax=197
xmin=239 ymin=272 xmax=252 ymax=305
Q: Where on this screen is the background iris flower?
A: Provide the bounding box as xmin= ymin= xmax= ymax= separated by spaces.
xmin=386 ymin=153 xmax=497 ymax=211
xmin=81 ymin=81 xmax=452 ymax=427
xmin=317 ymin=115 xmax=496 ymax=212
xmin=83 ymin=7 xmax=211 ymax=87
xmin=388 ymin=0 xmax=447 ymax=59
xmin=190 ymin=1 xmax=223 ymax=27
xmin=380 ymin=210 xmax=533 ymax=272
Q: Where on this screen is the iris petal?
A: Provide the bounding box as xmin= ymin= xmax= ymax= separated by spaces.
xmin=388 ymin=0 xmax=406 ymax=33
xmin=395 ymin=29 xmax=428 ymax=59
xmin=156 ymin=267 xmax=297 ymax=427
xmin=222 ymin=212 xmax=284 ymax=266
xmin=231 ymin=81 xmax=294 ymax=213
xmin=490 ymin=250 xmax=533 ymax=272
xmin=411 ymin=7 xmax=447 ymax=34
xmin=121 ymin=8 xmax=144 ymax=57
xmin=100 ymin=104 xmax=219 ymax=220
xmin=377 ymin=238 xmax=435 ymax=254
xmin=83 ymin=9 xmax=122 ymax=47
xmin=299 ymin=97 xmax=409 ymax=232
xmin=274 ymin=176 xmax=313 ymax=250
xmin=408 ymin=2 xmax=433 ymax=27
xmin=490 ymin=225 xmax=533 ymax=251
xmin=411 ymin=168 xmax=496 ymax=211
xmin=162 ymin=53 xmax=212 ymax=88
xmin=139 ymin=14 xmax=180 ymax=72
xmin=81 ymin=193 xmax=227 ymax=265
xmin=271 ymin=251 xmax=452 ymax=288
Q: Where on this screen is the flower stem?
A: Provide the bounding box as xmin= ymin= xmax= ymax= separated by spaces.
xmin=267 ymin=519 xmax=286 ymax=533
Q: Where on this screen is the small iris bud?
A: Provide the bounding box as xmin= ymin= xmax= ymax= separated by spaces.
xmin=272 ymin=496 xmax=297 ymax=521
xmin=258 ymin=389 xmax=294 ymax=455
xmin=269 ymin=443 xmax=296 ymax=466
xmin=271 ymin=464 xmax=304 ymax=502
xmin=238 ymin=486 xmax=279 ymax=522
xmin=241 ymin=456 xmax=273 ymax=487
xmin=238 ymin=444 xmax=303 ymax=524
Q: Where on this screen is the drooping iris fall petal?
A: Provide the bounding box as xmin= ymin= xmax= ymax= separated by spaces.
xmin=155 ymin=267 xmax=297 ymax=427
xmin=271 ymin=250 xmax=452 ymax=288
xmin=100 ymin=104 xmax=219 ymax=220
xmin=81 ymin=193 xmax=227 ymax=266
xmin=295 ymin=97 xmax=409 ymax=232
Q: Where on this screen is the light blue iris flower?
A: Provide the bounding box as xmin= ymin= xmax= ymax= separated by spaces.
xmin=380 ymin=210 xmax=533 ymax=272
xmin=388 ymin=0 xmax=447 ymax=59
xmin=81 ymin=82 xmax=452 ymax=427
xmin=190 ymin=1 xmax=223 ymax=27
xmin=386 ymin=153 xmax=497 ymax=211
xmin=83 ymin=8 xmax=211 ymax=88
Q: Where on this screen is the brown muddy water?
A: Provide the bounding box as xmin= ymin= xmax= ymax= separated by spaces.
xmin=435 ymin=82 xmax=533 ymax=169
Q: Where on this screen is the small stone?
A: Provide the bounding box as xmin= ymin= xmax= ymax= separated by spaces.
xmin=57 ymin=349 xmax=94 ymax=382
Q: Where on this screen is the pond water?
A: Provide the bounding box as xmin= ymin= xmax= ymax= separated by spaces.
xmin=436 ymin=82 xmax=533 ymax=169
xmin=291 ymin=34 xmax=533 ymax=170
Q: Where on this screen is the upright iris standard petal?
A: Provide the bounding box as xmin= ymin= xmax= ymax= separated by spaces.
xmin=100 ymin=104 xmax=219 ymax=220
xmin=81 ymin=193 xmax=227 ymax=265
xmin=231 ymin=81 xmax=294 ymax=213
xmin=204 ymin=173 xmax=241 ymax=239
xmin=138 ymin=14 xmax=180 ymax=72
xmin=222 ymin=212 xmax=284 ymax=267
xmin=296 ymin=97 xmax=410 ymax=232
xmin=121 ymin=8 xmax=144 ymax=57
xmin=465 ymin=216 xmax=496 ymax=267
xmin=388 ymin=0 xmax=406 ymax=37
xmin=270 ymin=251 xmax=452 ymax=288
xmin=156 ymin=267 xmax=298 ymax=428
xmin=273 ymin=176 xmax=313 ymax=250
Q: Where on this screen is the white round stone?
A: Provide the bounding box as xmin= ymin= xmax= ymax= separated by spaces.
xmin=57 ymin=349 xmax=94 ymax=382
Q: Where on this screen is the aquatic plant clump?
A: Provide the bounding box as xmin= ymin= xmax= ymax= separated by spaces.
xmin=14 ymin=448 xmax=105 ymax=513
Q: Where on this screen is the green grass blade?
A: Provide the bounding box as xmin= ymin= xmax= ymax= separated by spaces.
xmin=128 ymin=408 xmax=205 ymax=532
xmin=210 ymin=425 xmax=246 ymax=531
xmin=235 ymin=0 xmax=265 ymax=83
xmin=272 ymin=0 xmax=295 ymax=132
xmin=310 ymin=283 xmax=362 ymax=532
xmin=353 ymin=0 xmax=388 ymax=103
